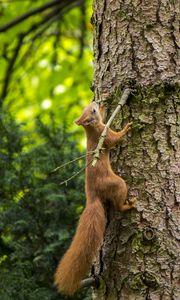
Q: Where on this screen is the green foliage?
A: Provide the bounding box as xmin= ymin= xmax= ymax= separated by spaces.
xmin=0 ymin=112 xmax=91 ymax=299
xmin=0 ymin=0 xmax=93 ymax=125
xmin=0 ymin=0 xmax=93 ymax=299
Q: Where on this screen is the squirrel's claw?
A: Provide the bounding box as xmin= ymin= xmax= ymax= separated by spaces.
xmin=123 ymin=122 xmax=133 ymax=133
xmin=128 ymin=197 xmax=137 ymax=208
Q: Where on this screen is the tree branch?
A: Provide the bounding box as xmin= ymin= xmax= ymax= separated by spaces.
xmin=0 ymin=0 xmax=69 ymax=33
xmin=78 ymin=2 xmax=86 ymax=59
xmin=92 ymin=88 xmax=131 ymax=167
xmin=1 ymin=34 xmax=24 ymax=101
xmin=1 ymin=10 xmax=55 ymax=100
xmin=1 ymin=0 xmax=85 ymax=101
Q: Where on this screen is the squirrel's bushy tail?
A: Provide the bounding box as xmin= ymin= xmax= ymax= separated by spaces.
xmin=54 ymin=198 xmax=106 ymax=295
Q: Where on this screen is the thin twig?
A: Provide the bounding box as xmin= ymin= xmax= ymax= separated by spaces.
xmin=12 ymin=13 xmax=62 ymax=72
xmin=92 ymin=88 xmax=131 ymax=167
xmin=59 ymin=159 xmax=93 ymax=186
xmin=52 ymin=151 xmax=94 ymax=172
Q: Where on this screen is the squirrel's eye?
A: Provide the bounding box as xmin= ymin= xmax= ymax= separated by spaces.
xmin=92 ymin=108 xmax=96 ymax=114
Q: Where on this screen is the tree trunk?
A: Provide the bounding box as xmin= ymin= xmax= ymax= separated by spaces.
xmin=92 ymin=0 xmax=179 ymax=299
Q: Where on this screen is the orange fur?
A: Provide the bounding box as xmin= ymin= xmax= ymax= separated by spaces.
xmin=54 ymin=102 xmax=136 ymax=295
xmin=54 ymin=199 xmax=105 ymax=295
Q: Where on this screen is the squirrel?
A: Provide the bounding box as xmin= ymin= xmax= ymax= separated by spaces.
xmin=54 ymin=101 xmax=136 ymax=295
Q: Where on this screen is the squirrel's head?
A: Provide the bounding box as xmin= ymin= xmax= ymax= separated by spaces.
xmin=75 ymin=102 xmax=103 ymax=127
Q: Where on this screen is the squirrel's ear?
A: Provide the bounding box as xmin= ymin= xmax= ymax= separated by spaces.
xmin=99 ymin=103 xmax=106 ymax=121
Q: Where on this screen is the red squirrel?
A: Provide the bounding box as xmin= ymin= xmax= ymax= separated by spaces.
xmin=54 ymin=102 xmax=136 ymax=295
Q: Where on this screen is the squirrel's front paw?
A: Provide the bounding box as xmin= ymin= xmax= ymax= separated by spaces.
xmin=123 ymin=122 xmax=133 ymax=133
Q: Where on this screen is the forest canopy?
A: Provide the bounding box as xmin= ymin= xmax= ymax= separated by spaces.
xmin=0 ymin=0 xmax=93 ymax=299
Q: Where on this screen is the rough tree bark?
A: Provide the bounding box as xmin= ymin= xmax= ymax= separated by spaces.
xmin=92 ymin=0 xmax=180 ymax=299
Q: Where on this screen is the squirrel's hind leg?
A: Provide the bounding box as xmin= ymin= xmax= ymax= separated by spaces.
xmin=105 ymin=175 xmax=136 ymax=212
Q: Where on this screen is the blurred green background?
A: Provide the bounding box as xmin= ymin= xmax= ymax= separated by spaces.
xmin=0 ymin=0 xmax=93 ymax=299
